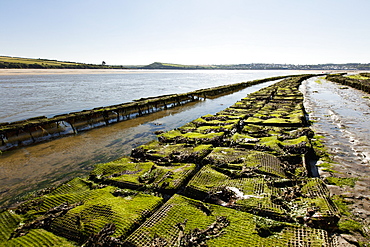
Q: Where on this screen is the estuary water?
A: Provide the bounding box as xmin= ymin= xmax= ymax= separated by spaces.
xmin=0 ymin=69 xmax=312 ymax=207
xmin=0 ymin=69 xmax=309 ymax=123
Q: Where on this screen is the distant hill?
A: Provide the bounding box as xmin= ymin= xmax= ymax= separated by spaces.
xmin=142 ymin=62 xmax=215 ymax=70
xmin=0 ymin=56 xmax=126 ymax=69
xmin=141 ymin=62 xmax=370 ymax=70
xmin=1 ymin=56 xmax=369 ymax=70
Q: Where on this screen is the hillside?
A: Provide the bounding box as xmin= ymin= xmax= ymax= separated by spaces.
xmin=142 ymin=62 xmax=370 ymax=70
xmin=0 ymin=56 xmax=125 ymax=69
xmin=142 ymin=62 xmax=216 ymax=69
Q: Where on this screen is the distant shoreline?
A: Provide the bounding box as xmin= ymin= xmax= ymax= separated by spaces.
xmin=0 ymin=68 xmax=365 ymax=76
xmin=2 ymin=56 xmax=369 ymax=71
xmin=0 ymin=69 xmax=141 ymax=75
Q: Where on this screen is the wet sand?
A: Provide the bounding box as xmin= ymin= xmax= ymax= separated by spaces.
xmin=302 ymin=77 xmax=370 ymax=245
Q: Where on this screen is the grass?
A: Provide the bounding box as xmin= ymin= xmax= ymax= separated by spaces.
xmin=0 ymin=55 xmax=120 ymax=69
xmin=0 ymin=56 xmax=81 ymax=66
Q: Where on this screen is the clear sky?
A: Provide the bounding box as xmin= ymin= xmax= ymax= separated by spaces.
xmin=1 ymin=0 xmax=369 ymax=65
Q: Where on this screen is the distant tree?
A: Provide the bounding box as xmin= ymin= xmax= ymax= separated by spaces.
xmin=102 ymin=61 xmax=106 ymax=66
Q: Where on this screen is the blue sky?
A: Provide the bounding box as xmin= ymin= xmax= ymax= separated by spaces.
xmin=1 ymin=0 xmax=369 ymax=65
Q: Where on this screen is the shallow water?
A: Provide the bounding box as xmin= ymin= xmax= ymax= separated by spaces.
xmin=0 ymin=80 xmax=277 ymax=207
xmin=0 ymin=70 xmax=307 ymax=123
xmin=301 ymin=77 xmax=370 ymax=172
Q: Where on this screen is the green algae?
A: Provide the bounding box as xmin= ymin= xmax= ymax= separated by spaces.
xmin=346 ymin=74 xmax=369 ymax=80
xmin=241 ymin=125 xmax=310 ymax=155
xmin=192 ymin=117 xmax=239 ymax=127
xmin=230 ymin=133 xmax=259 ymax=147
xmin=3 ymin=229 xmax=75 ymax=247
xmin=204 ymin=147 xmax=287 ymax=178
xmin=91 ymin=157 xmax=196 ymax=191
xmin=197 ymin=124 xmax=235 ymax=134
xmin=193 ymin=144 xmax=212 ymax=152
xmin=17 ymin=178 xmax=96 ymax=219
xmin=186 ymin=165 xmax=230 ymax=194
xmin=184 ymin=132 xmax=224 ymax=140
xmin=131 ymin=140 xmax=212 ymax=163
xmin=158 ymin=129 xmax=225 ymax=144
xmin=243 ymin=103 xmax=305 ymax=127
xmin=300 ymin=178 xmax=330 ymax=197
xmin=338 ymin=219 xmax=364 ymax=234
xmin=256 ymin=136 xmax=284 ymax=154
xmin=2 ymin=177 xmax=162 ymax=245
xmin=0 ymin=210 xmax=21 ymax=242
xmin=331 ymin=195 xmax=351 ymax=216
xmin=216 ymin=113 xmax=248 ymax=120
xmin=309 ymin=135 xmax=334 ymax=162
xmin=281 ymin=136 xmax=309 ymax=146
xmin=185 ymin=164 xmax=338 ymax=225
xmin=241 ymin=124 xmax=265 ymax=135
xmin=263 ymin=117 xmax=290 ymax=124
xmin=178 ymin=122 xmax=197 ymax=132
xmin=125 ymin=194 xmax=331 ymax=246
xmin=49 ymin=186 xmax=162 ymax=242
xmin=325 ymin=177 xmax=358 ymax=188
xmin=332 ymin=195 xmax=367 ymax=237
xmin=316 ymin=162 xmax=338 ymax=173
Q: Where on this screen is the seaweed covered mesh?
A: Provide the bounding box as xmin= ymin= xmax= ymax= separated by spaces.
xmin=125 ymin=194 xmax=333 ymax=247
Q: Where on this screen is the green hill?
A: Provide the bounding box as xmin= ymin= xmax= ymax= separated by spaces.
xmin=142 ymin=62 xmax=215 ymax=69
xmin=0 ymin=56 xmax=125 ymax=69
